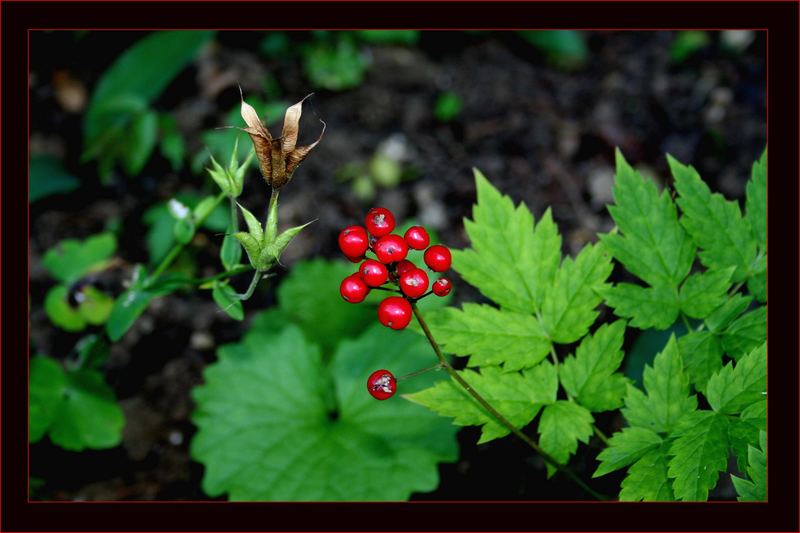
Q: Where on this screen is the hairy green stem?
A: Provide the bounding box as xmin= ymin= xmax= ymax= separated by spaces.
xmin=232 ymin=269 xmax=264 ymax=301
xmin=411 ymin=303 xmax=607 ymax=501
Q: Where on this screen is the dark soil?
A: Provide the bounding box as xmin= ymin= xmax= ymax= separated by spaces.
xmin=29 ymin=30 xmax=765 ymax=500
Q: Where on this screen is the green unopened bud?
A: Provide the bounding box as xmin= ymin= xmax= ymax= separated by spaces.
xmin=206 ymin=137 xmax=255 ymax=198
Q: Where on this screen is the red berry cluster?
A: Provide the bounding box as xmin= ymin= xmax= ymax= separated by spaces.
xmin=338 ymin=207 xmax=453 ymax=332
xmin=339 ymin=207 xmax=454 ymax=400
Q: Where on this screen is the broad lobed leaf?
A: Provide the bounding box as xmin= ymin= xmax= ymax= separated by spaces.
xmin=667 ymin=410 xmax=729 ymax=501
xmin=679 ymin=267 xmax=734 ymax=319
xmin=599 ymin=283 xmax=678 ymax=330
xmin=594 ymin=426 xmax=663 ymax=478
xmin=538 ymin=400 xmax=594 ymax=477
xmin=731 ymin=430 xmax=766 ymax=501
xmin=706 ymin=342 xmax=766 ymax=414
xmin=619 ymin=443 xmax=674 ymax=501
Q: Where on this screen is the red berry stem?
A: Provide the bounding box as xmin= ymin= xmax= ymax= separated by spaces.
xmin=409 ymin=302 xmax=607 ymax=501
xmin=396 ymin=362 xmax=444 ymax=382
xmin=371 ymin=286 xmax=401 ymax=293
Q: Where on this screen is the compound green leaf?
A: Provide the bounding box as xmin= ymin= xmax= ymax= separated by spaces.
xmin=538 ymin=400 xmax=594 ymax=477
xmin=721 ymin=307 xmax=766 ymax=360
xmin=601 ymin=149 xmax=694 ymax=289
xmin=33 ymin=363 xmax=124 ymax=451
xmin=192 ymin=325 xmax=458 ymax=501
xmin=453 ymin=169 xmax=561 ymax=315
xmin=559 ymin=320 xmax=628 ymax=412
xmin=619 ymin=443 xmax=674 ymax=501
xmin=423 ymin=304 xmax=551 ymax=371
xmin=540 ymin=241 xmax=613 ymax=343
xmin=670 ymin=155 xmax=757 ymax=282
xmin=405 ymin=362 xmax=557 ymax=444
xmin=599 ymin=283 xmax=679 ymax=330
xmin=747 ymin=257 xmax=766 ymax=303
xmin=42 ymin=233 xmax=117 ymax=284
xmin=593 ymin=426 xmax=663 ymax=478
xmin=705 ymin=293 xmax=752 ymax=332
xmin=745 ymin=149 xmax=766 ymax=251
xmin=728 ymin=415 xmax=762 ymax=473
xmin=731 ymin=431 xmax=766 ymax=501
xmin=706 ymin=342 xmax=766 ymax=414
xmin=676 ymin=331 xmax=723 ymax=394
xmin=679 ymin=267 xmax=735 ymax=319
xmin=30 ymin=357 xmax=68 ymax=442
xmin=667 ymin=410 xmax=729 ymax=501
xmin=622 ymin=336 xmax=696 ymax=434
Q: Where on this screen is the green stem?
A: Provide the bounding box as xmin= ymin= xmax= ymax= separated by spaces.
xmin=193 ymin=265 xmax=252 ymax=286
xmin=593 ymin=425 xmax=611 ymax=446
xmin=232 ymin=269 xmax=263 ymax=301
xmin=229 ymin=196 xmax=240 ymax=233
xmin=149 ymin=192 xmax=227 ymax=283
xmin=680 ymin=312 xmax=692 ymax=333
xmin=411 ymin=303 xmax=607 ymax=501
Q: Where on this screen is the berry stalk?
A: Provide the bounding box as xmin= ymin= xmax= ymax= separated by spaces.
xmin=410 ymin=302 xmax=608 ymax=501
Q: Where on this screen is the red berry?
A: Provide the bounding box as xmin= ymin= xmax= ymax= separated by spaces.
xmin=338 ymin=225 xmax=369 ymax=258
xmin=360 ymin=259 xmax=389 ymax=287
xmin=395 ymin=259 xmax=416 ymax=277
xmin=399 ymin=268 xmax=429 ymax=298
xmin=374 ymin=234 xmax=408 ymax=264
xmin=378 ymin=296 xmax=413 ymax=330
xmin=433 ymin=277 xmax=452 ymax=296
xmin=365 ymin=207 xmax=396 ymax=237
xmin=424 ymin=245 xmax=452 ymax=272
xmin=340 ymin=274 xmax=369 ymax=304
xmin=367 ymin=369 xmax=397 ymax=400
xmin=404 ymin=226 xmax=430 ymax=250
xmin=344 ymin=253 xmax=365 ymax=263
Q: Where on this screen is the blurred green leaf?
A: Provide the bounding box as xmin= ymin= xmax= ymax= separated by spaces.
xmin=105 ymin=265 xmax=176 ymax=341
xmin=77 ymin=285 xmax=114 ymax=325
xmin=369 ymin=154 xmax=402 ymax=188
xmin=44 ymin=285 xmax=86 ymax=331
xmin=303 ymin=35 xmax=367 ymax=91
xmin=670 ymin=31 xmax=710 ymax=63
xmin=42 ymin=233 xmax=117 ymax=284
xmin=259 ymin=32 xmax=290 ymax=57
xmin=355 ymin=30 xmax=419 ymax=45
xmin=144 ymin=195 xmax=227 ymax=264
xmin=519 ymin=30 xmax=588 ymax=70
xmin=30 ymin=356 xmax=68 ymax=442
xmin=159 ymin=114 xmax=186 ymax=171
xmin=434 ymin=91 xmax=463 ymax=122
xmin=123 ymin=109 xmax=158 ymax=175
xmin=30 ymin=155 xmax=79 ymax=203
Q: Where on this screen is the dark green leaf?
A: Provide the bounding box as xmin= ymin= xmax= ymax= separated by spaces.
xmin=159 ymin=114 xmax=185 ymax=171
xmin=721 ymin=307 xmax=766 ymax=360
xmin=30 ymin=155 xmax=79 ymax=202
xmin=731 ymin=431 xmax=766 ymax=501
xmin=705 ymin=293 xmax=752 ymax=332
xmin=599 ymin=283 xmax=679 ymax=330
xmin=706 ymin=342 xmax=766 ymax=414
xmin=434 ymin=91 xmax=463 ymax=122
xmin=676 ymin=331 xmax=723 ymax=393
xmin=745 ymin=149 xmax=766 ymax=251
xmin=30 ymin=357 xmax=68 ymax=442
xmin=303 ymin=36 xmax=367 ymax=91
xmin=519 ymin=30 xmax=588 ymax=70
xmin=123 ymin=109 xmax=158 ymax=175
xmin=667 ymin=410 xmax=729 ymax=501
xmin=619 ymin=443 xmax=675 ymax=501
xmin=669 ymin=31 xmax=710 ymax=63
xmin=538 ymin=400 xmax=594 ymax=477
xmin=355 ymin=30 xmax=419 ymax=45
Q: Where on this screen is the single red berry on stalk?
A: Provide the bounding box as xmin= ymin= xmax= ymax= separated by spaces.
xmin=360 ymin=259 xmax=389 ymax=287
xmin=365 ymin=207 xmax=395 ymax=237
xmin=395 ymin=259 xmax=416 ymax=277
xmin=399 ymin=268 xmax=429 ymax=299
xmin=404 ymin=226 xmax=430 ymax=250
xmin=378 ymin=296 xmax=413 ymax=330
xmin=340 ymin=274 xmax=369 ymax=304
xmin=433 ymin=277 xmax=452 ymax=296
xmin=338 ymin=225 xmax=369 ymax=258
xmin=367 ymin=369 xmax=397 ymax=400
xmin=374 ymin=234 xmax=408 ymax=264
xmin=424 ymin=245 xmax=452 ymax=272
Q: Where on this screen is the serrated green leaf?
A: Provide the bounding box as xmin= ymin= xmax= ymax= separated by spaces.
xmin=619 ymin=443 xmax=674 ymax=501
xmin=422 ymin=304 xmax=551 ymax=371
xmin=538 ymin=400 xmax=594 ymax=477
xmin=236 ymin=202 xmax=263 ymax=243
xmin=30 ymin=357 xmax=68 ymax=442
xmin=679 ymin=267 xmax=734 ymax=319
xmin=705 ymin=293 xmax=752 ymax=332
xmin=275 ymin=259 xmax=373 ymax=354
xmin=622 ymin=336 xmax=696 ymax=434
xmin=747 ymin=258 xmax=766 ymax=303
xmin=594 ymin=426 xmax=663 ymax=478
xmin=42 ymin=233 xmax=117 ymax=283
xmin=212 ymin=282 xmax=244 ymax=321
xmin=670 ymin=154 xmax=757 ymax=282
xmin=728 ymin=415 xmax=762 ymax=473
xmin=191 ymin=325 xmax=458 ymax=500
xmin=405 ymin=363 xmax=557 ymax=444
xmin=560 ymin=320 xmax=628 ymax=412
xmin=741 ymin=399 xmax=766 ymax=429
xmin=43 ymin=367 xmax=125 ymax=451
xmin=541 ymin=242 xmax=612 ymax=343
xmin=453 ymin=169 xmax=561 ymax=315
xmin=599 ymin=283 xmax=679 ymax=330
xmin=731 ymin=430 xmax=766 ymax=501
xmin=667 ymin=410 xmax=729 ymax=501
xmin=746 ymin=149 xmax=766 ymax=251
xmin=601 ymin=149 xmax=694 ymax=288
xmin=721 ymin=307 xmax=766 ymax=360
xmin=676 ymin=331 xmax=723 ymax=393
xmin=707 ymin=342 xmax=766 ymax=414
xmin=44 ymin=285 xmax=86 ymax=331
